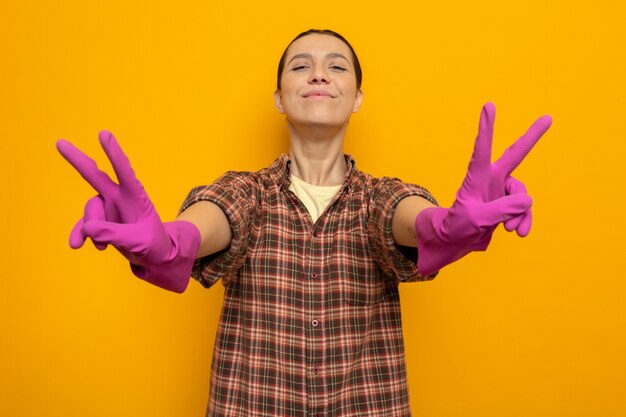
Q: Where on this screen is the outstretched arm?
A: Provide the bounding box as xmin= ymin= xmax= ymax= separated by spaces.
xmin=392 ymin=196 xmax=436 ymax=247
xmin=57 ymin=131 xmax=231 ymax=292
xmin=392 ymin=103 xmax=552 ymax=276
xmin=176 ymin=201 xmax=232 ymax=258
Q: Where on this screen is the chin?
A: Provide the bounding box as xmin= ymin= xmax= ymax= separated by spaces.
xmin=291 ymin=117 xmax=348 ymax=129
xmin=291 ymin=111 xmax=351 ymax=127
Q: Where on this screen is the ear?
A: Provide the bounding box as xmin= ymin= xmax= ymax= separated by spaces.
xmin=274 ymin=90 xmax=285 ymax=113
xmin=352 ymin=89 xmax=363 ymax=113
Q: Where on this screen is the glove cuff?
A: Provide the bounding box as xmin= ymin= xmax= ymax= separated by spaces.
xmin=130 ymin=221 xmax=201 ymax=293
xmin=415 ymin=207 xmax=473 ymax=277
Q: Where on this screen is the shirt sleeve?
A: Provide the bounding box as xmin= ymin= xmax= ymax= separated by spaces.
xmin=367 ymin=177 xmax=439 ymax=282
xmin=178 ymin=171 xmax=257 ymax=288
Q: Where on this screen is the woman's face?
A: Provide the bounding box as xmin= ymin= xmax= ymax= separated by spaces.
xmin=274 ymin=34 xmax=363 ymax=130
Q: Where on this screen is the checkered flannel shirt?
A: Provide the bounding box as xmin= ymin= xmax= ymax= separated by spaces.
xmin=180 ymin=154 xmax=438 ymax=417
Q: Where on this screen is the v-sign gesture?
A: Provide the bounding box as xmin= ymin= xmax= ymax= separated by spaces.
xmin=415 ymin=103 xmax=552 ymax=276
xmin=57 ymin=131 xmax=201 ymax=293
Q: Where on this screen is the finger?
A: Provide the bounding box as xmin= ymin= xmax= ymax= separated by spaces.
xmin=505 ymin=176 xmax=528 ymax=195
xmin=83 ymin=221 xmax=151 ymax=257
xmin=84 ymin=196 xmax=108 ymax=250
xmin=68 ymin=196 xmax=109 ymax=250
xmin=504 ymin=213 xmax=523 ymax=232
xmin=466 ymin=103 xmax=496 ymax=179
xmin=503 ymin=176 xmax=532 ymax=236
xmin=494 ymin=114 xmax=552 ymax=177
xmin=473 ymin=193 xmax=533 ymax=227
xmin=56 ymin=139 xmax=118 ymax=195
xmin=98 ymin=131 xmax=144 ymax=197
xmin=515 ymin=209 xmax=533 ymax=237
xmin=69 ymin=217 xmax=86 ymax=249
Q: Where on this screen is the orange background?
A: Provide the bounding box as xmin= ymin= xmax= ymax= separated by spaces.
xmin=1 ymin=1 xmax=625 ymax=416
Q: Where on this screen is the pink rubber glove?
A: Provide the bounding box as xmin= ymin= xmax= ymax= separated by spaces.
xmin=56 ymin=131 xmax=201 ymax=293
xmin=415 ymin=103 xmax=552 ymax=276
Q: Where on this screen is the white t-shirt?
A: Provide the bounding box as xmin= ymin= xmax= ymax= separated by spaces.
xmin=288 ymin=175 xmax=342 ymax=223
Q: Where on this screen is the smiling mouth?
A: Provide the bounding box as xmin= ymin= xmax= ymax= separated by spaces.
xmin=303 ymin=91 xmax=335 ymax=98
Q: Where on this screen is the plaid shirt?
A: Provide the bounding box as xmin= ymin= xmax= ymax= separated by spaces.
xmin=180 ymin=154 xmax=437 ymax=417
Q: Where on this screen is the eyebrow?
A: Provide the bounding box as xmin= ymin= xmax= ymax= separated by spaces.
xmin=287 ymin=52 xmax=350 ymax=65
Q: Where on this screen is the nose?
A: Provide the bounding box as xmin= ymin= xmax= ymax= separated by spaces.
xmin=308 ymin=66 xmax=329 ymax=85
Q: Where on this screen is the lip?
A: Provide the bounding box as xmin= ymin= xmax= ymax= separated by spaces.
xmin=303 ymin=90 xmax=335 ymax=98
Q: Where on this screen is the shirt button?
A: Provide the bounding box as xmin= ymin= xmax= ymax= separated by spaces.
xmin=312 ymin=319 xmax=319 ymax=327
xmin=310 ymin=272 xmax=318 ymax=279
xmin=313 ymin=366 xmax=320 ymax=374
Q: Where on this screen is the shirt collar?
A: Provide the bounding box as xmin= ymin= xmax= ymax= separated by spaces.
xmin=268 ymin=153 xmax=357 ymax=191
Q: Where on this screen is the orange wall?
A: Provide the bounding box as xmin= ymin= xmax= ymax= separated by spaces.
xmin=1 ymin=1 xmax=625 ymax=416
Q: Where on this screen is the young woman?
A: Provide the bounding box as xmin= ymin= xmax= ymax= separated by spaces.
xmin=57 ymin=29 xmax=551 ymax=417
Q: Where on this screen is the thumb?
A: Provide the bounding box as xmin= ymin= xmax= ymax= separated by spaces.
xmin=82 ymin=220 xmax=152 ymax=257
xmin=473 ymin=194 xmax=533 ymax=227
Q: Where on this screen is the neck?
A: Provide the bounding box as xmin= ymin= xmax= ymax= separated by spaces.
xmin=287 ymin=121 xmax=348 ymax=186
